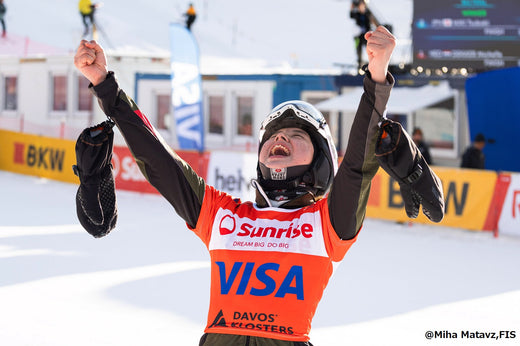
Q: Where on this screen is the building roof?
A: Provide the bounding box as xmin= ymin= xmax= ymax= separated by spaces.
xmin=316 ymin=81 xmax=455 ymax=114
xmin=0 ymin=34 xmax=69 ymax=57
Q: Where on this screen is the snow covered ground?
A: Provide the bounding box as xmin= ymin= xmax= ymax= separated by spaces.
xmin=1 ymin=170 xmax=519 ymax=346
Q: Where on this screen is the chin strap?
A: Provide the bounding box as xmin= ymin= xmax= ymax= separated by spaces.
xmin=258 ymin=163 xmax=311 ymax=191
xmin=251 ymin=179 xmax=272 ymax=207
xmin=252 ymin=179 xmax=318 ymax=208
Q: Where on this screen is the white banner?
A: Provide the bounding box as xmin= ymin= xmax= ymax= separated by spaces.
xmin=206 ymin=151 xmax=258 ymax=201
xmin=170 ymin=23 xmax=204 ymax=151
xmin=498 ymin=173 xmax=520 ymax=237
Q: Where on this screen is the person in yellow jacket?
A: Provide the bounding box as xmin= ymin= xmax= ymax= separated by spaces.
xmin=185 ymin=3 xmax=197 ymax=31
xmin=79 ymin=0 xmax=97 ymax=36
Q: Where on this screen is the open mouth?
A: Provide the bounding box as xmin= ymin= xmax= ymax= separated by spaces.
xmin=269 ymin=144 xmax=290 ymax=157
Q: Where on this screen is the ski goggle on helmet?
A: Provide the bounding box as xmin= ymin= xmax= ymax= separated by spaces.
xmin=258 ymin=100 xmax=338 ymax=197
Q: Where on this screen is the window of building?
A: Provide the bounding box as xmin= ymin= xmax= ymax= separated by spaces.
xmin=77 ymin=76 xmax=92 ymax=112
xmin=3 ymin=76 xmax=17 ymax=111
xmin=156 ymin=94 xmax=171 ymax=130
xmin=52 ymin=75 xmax=68 ymax=111
xmin=236 ymin=96 xmax=253 ymax=136
xmin=413 ymin=98 xmax=456 ymax=151
xmin=203 ymin=80 xmax=272 ymax=150
xmin=209 ymin=95 xmax=224 ymax=134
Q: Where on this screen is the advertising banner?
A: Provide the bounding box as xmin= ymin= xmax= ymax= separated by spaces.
xmin=206 ymin=151 xmax=258 ymax=201
xmin=170 ymin=23 xmax=204 ymax=151
xmin=111 ymin=145 xmax=210 ymax=194
xmin=366 ymin=167 xmax=498 ymax=231
xmin=2 ymin=129 xmax=511 ymax=234
xmin=498 ymin=173 xmax=520 ymax=236
xmin=111 ymin=146 xmax=157 ymax=194
xmin=0 ymin=129 xmax=78 ymax=183
xmin=0 ymin=129 xmax=210 ymax=194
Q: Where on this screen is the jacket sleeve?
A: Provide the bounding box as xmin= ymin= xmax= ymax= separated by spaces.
xmin=327 ymin=73 xmax=394 ymax=240
xmin=90 ymin=72 xmax=205 ymax=229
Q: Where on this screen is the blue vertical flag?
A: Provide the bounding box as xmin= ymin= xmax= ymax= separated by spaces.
xmin=169 ymin=23 xmax=204 ymax=151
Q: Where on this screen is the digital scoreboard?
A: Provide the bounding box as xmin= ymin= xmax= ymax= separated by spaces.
xmin=412 ymin=0 xmax=520 ymax=71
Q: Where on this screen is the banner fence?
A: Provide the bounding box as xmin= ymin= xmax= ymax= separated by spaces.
xmin=1 ymin=129 xmax=518 ymax=236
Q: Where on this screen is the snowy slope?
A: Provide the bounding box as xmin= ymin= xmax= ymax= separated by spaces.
xmin=3 ymin=0 xmax=412 ymax=71
xmin=4 ymin=3 xmax=518 ymax=345
xmin=1 ymin=170 xmax=519 ymax=345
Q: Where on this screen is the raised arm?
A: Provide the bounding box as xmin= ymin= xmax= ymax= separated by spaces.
xmin=327 ymin=26 xmax=396 ymax=240
xmin=74 ymin=40 xmax=205 ymax=228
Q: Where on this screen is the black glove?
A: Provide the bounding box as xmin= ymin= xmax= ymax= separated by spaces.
xmin=73 ymin=120 xmax=117 ymax=237
xmin=375 ymin=119 xmax=445 ymax=223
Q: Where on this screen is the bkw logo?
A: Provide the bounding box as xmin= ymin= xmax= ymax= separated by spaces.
xmin=13 ymin=142 xmax=65 ymax=171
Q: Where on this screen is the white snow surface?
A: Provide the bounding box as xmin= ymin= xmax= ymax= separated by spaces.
xmin=1 ymin=170 xmax=520 ymax=345
xmin=2 ymin=2 xmax=518 ymax=344
xmin=2 ymin=0 xmax=413 ymax=74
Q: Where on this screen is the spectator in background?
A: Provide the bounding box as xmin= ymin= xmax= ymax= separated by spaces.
xmin=79 ymin=0 xmax=97 ymax=37
xmin=350 ymin=0 xmax=378 ymax=69
xmin=412 ymin=127 xmax=432 ymax=165
xmin=0 ymin=0 xmax=6 ymax=38
xmin=461 ymin=133 xmax=486 ymax=169
xmin=185 ymin=3 xmax=197 ymax=31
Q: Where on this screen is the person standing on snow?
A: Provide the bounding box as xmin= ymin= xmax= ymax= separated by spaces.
xmin=79 ymin=0 xmax=97 ymax=36
xmin=74 ymin=24 xmax=443 ymax=345
xmin=350 ymin=0 xmax=379 ymax=69
xmin=461 ymin=133 xmax=486 ymax=169
xmin=412 ymin=127 xmax=432 ymax=165
xmin=185 ymin=3 xmax=197 ymax=31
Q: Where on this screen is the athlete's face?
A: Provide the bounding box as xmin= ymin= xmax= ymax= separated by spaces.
xmin=259 ymin=127 xmax=314 ymax=169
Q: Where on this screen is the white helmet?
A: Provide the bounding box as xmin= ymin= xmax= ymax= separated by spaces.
xmin=257 ymin=100 xmax=338 ymax=199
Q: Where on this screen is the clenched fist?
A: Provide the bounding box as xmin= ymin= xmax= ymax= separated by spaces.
xmin=365 ymin=26 xmax=396 ymax=83
xmin=74 ymin=40 xmax=109 ymax=86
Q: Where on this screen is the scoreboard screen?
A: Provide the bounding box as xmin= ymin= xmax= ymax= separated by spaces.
xmin=412 ymin=0 xmax=520 ymax=71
